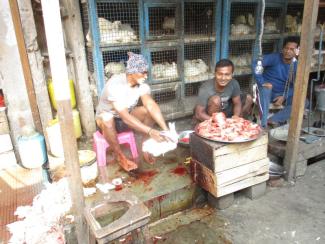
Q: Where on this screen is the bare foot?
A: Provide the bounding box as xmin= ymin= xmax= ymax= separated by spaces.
xmin=143 ymin=152 xmax=156 ymax=165
xmin=117 ymin=154 xmax=138 ymax=171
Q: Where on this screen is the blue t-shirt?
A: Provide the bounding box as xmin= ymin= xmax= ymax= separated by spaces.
xmin=253 ymin=53 xmax=297 ymax=98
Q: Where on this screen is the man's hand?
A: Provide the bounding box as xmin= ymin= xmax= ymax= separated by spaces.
xmin=262 ymin=82 xmax=272 ymax=89
xmin=273 ymin=96 xmax=285 ymax=106
xmin=149 ymin=129 xmax=167 ymax=142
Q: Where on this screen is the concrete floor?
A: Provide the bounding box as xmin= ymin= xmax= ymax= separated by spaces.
xmin=220 ymin=160 xmax=325 ymax=244
xmin=149 ymin=160 xmax=325 ymax=244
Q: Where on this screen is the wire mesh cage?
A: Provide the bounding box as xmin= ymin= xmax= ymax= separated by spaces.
xmin=236 ymin=75 xmax=253 ymax=95
xmin=184 ymin=2 xmax=215 ymax=37
xmin=262 ymin=39 xmax=280 ymax=55
xmin=146 ymin=4 xmax=177 ymax=39
xmin=229 ymin=40 xmax=253 ymax=76
xmin=311 ymin=41 xmax=325 ymax=69
xmin=149 ymin=49 xmax=179 ymax=83
xmin=229 ymin=2 xmax=257 ymax=38
xmin=263 ymin=6 xmax=283 ymax=34
xmin=184 ymin=43 xmax=215 ymax=83
xmin=87 ymin=2 xmax=139 ymax=46
xmin=102 ymin=48 xmax=140 ymax=78
xmin=185 ymin=82 xmax=201 ymax=97
xmin=86 ymin=49 xmax=95 ymax=73
xmin=150 ymin=82 xmax=182 ymax=118
xmin=80 ymin=2 xmax=90 ymax=43
xmin=285 ymin=3 xmax=304 ymax=34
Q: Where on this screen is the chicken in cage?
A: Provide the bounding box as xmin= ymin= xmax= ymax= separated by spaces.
xmin=311 ymin=49 xmax=325 ymax=68
xmin=148 ymin=6 xmax=176 ymax=37
xmin=231 ymin=13 xmax=255 ymax=36
xmin=104 ymin=62 xmax=126 ymax=78
xmin=86 ymin=18 xmax=137 ymax=45
xmin=285 ymin=13 xmax=302 ymax=33
xmin=264 ymin=16 xmax=279 ymax=34
xmin=184 ymin=2 xmax=214 ymax=37
xmin=151 ymin=62 xmax=178 ymax=80
xmin=162 ymin=17 xmax=175 ymax=34
xmin=184 ymin=59 xmax=213 ymax=83
xmin=229 ymin=53 xmax=252 ymax=76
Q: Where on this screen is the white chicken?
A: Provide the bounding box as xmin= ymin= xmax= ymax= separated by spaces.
xmin=230 ymin=53 xmax=252 ymax=75
xmin=234 ymin=15 xmax=247 ymax=25
xmin=162 ymin=16 xmax=175 ymax=33
xmin=230 ymin=53 xmax=252 ymax=67
xmin=231 ymin=24 xmax=251 ymax=35
xmin=7 ymin=178 xmax=71 ymax=244
xmin=152 ymin=62 xmax=178 ymax=80
xmin=286 ymin=15 xmax=298 ymax=33
xmin=104 ymin=62 xmax=126 ymax=78
xmin=264 ymin=16 xmax=278 ymax=33
xmin=86 ymin=18 xmax=137 ymax=44
xmin=231 ymin=13 xmax=255 ymax=36
xmin=184 ymin=59 xmax=210 ymax=82
xmin=142 ymin=122 xmax=178 ymax=157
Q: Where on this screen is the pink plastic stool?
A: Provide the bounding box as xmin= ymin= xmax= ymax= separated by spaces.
xmin=93 ymin=130 xmax=139 ymax=166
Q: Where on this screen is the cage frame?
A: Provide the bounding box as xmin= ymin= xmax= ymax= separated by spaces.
xmin=143 ymin=0 xmax=181 ymax=41
xmin=221 ymin=0 xmax=260 ymax=59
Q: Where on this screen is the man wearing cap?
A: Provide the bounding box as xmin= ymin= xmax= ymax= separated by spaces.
xmin=96 ymin=52 xmax=169 ymax=171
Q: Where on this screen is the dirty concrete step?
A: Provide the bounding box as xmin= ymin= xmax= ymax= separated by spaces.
xmin=86 ymin=146 xmax=206 ymax=223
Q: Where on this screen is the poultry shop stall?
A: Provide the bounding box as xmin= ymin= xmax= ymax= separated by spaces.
xmin=83 ymin=0 xmax=221 ymax=120
xmin=82 ymin=0 xmax=305 ymax=120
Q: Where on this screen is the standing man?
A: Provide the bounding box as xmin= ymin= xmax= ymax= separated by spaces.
xmin=253 ymin=37 xmax=301 ymax=128
xmin=194 ymin=59 xmax=253 ymax=122
xmin=96 ymin=52 xmax=169 ymax=171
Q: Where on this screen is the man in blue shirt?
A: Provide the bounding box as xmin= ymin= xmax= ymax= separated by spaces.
xmin=253 ymin=37 xmax=301 ymax=128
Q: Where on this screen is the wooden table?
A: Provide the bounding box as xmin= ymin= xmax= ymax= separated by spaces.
xmin=268 ymin=135 xmax=325 ymax=177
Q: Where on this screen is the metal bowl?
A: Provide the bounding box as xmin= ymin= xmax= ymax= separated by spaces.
xmin=178 ymin=130 xmax=194 ymax=146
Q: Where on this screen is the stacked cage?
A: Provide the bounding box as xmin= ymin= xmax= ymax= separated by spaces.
xmin=145 ymin=3 xmax=179 ymax=40
xmin=183 ymin=1 xmax=219 ymax=114
xmin=259 ymin=2 xmax=284 ymax=69
xmin=143 ymin=1 xmax=182 ymax=118
xmin=285 ymin=2 xmax=304 ymax=36
xmin=311 ymin=7 xmax=325 ymax=71
xmin=263 ymin=4 xmax=284 ymax=36
xmin=222 ymin=0 xmax=259 ymax=94
xmin=91 ymin=2 xmax=139 ymax=46
xmin=146 ymin=46 xmax=182 ymax=118
xmin=83 ymin=0 xmax=221 ymax=120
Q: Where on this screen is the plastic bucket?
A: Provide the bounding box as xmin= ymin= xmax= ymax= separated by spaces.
xmin=18 ymin=133 xmax=47 ymax=169
xmin=315 ymin=85 xmax=325 ymax=112
xmin=47 ymin=109 xmax=82 ymax=157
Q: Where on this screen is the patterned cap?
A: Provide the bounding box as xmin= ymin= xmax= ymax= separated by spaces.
xmin=126 ymin=52 xmax=148 ymax=74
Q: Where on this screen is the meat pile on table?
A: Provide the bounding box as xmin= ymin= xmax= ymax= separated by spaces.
xmin=196 ymin=112 xmax=262 ymax=142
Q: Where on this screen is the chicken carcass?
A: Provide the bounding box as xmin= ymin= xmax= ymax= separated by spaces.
xmin=142 ymin=122 xmax=178 ymax=157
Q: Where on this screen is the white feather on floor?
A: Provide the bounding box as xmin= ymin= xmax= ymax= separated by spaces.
xmin=7 ymin=178 xmax=72 ymax=244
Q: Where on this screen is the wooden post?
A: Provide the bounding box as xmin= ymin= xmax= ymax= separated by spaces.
xmin=61 ymin=0 xmax=96 ymax=137
xmin=283 ymin=0 xmax=319 ymax=181
xmin=17 ymin=0 xmax=53 ymax=148
xmin=8 ymin=0 xmax=42 ymax=133
xmin=41 ymin=1 xmax=87 ymax=243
